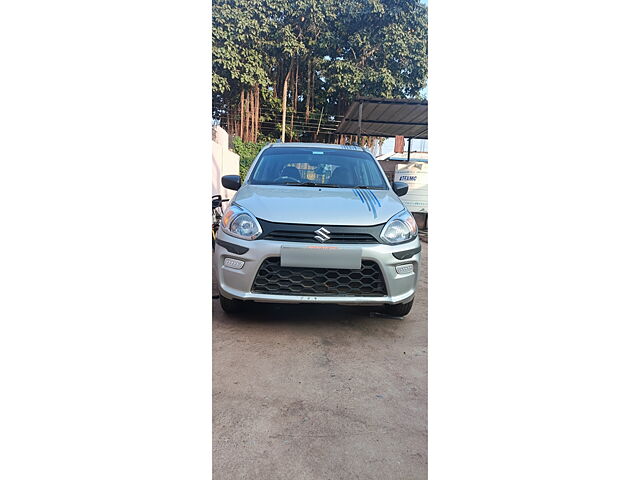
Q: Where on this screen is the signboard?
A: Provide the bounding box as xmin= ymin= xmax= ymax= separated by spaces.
xmin=394 ymin=162 xmax=428 ymax=213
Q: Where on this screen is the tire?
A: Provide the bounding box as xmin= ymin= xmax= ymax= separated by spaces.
xmin=383 ymin=299 xmax=414 ymax=317
xmin=219 ymin=293 xmax=244 ymax=314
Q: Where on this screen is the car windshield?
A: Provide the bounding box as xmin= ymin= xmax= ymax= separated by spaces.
xmin=247 ymin=147 xmax=388 ymax=189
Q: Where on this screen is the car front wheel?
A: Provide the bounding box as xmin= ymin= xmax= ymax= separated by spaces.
xmin=383 ymin=299 xmax=414 ymax=317
xmin=218 ymin=293 xmax=245 ymax=314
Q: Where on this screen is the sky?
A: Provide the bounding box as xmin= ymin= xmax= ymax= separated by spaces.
xmin=380 ymin=137 xmax=428 ymax=155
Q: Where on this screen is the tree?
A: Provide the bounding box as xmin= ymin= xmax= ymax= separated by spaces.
xmin=212 ymin=0 xmax=427 ymax=145
xmin=212 ymin=0 xmax=272 ymax=141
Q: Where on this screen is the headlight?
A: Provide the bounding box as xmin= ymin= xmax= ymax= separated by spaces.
xmin=220 ymin=204 xmax=262 ymax=240
xmin=381 ymin=210 xmax=418 ymax=244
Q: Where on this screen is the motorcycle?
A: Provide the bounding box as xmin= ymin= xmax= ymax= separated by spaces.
xmin=212 ymin=195 xmax=229 ymax=249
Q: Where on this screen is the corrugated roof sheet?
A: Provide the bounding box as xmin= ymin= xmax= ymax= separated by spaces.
xmin=335 ymin=97 xmax=428 ymax=139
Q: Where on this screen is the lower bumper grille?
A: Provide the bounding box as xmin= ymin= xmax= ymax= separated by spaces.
xmin=252 ymin=257 xmax=387 ymax=296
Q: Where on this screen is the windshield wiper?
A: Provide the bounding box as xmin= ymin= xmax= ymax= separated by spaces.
xmin=354 ymin=185 xmax=376 ymax=189
xmin=284 ymin=182 xmax=342 ymax=188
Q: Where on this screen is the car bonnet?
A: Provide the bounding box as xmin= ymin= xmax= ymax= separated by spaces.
xmin=233 ymin=184 xmax=405 ymax=226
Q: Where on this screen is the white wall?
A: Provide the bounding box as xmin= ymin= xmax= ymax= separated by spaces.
xmin=212 ymin=126 xmax=239 ymax=200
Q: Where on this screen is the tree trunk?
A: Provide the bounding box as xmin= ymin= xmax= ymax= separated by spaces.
xmin=305 ymin=58 xmax=311 ymax=122
xmin=281 ymin=76 xmax=288 ymax=142
xmin=247 ymin=89 xmax=252 ymax=142
xmin=290 ymin=58 xmax=298 ymax=141
xmin=239 ymin=89 xmax=245 ymax=142
xmin=252 ymin=88 xmax=256 ymax=142
xmin=254 ymin=84 xmax=259 ymax=142
xmin=311 ymin=66 xmax=315 ymax=113
xmin=281 ymin=59 xmax=294 ymax=143
xmin=246 ymin=90 xmax=250 ymax=142
xmin=249 ymin=89 xmax=252 ymax=142
xmin=250 ymin=87 xmax=255 ymax=142
xmin=251 ymin=88 xmax=256 ymax=142
xmin=232 ymin=104 xmax=238 ymax=138
xmin=231 ymin=105 xmax=236 ymax=137
xmin=249 ymin=88 xmax=253 ymax=142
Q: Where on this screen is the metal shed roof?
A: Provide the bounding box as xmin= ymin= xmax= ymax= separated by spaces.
xmin=334 ymin=97 xmax=428 ymax=139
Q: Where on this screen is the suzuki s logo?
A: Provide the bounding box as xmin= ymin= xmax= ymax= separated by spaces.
xmin=314 ymin=227 xmax=331 ymax=243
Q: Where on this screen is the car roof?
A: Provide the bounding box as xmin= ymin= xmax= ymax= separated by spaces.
xmin=266 ymin=142 xmax=365 ymax=151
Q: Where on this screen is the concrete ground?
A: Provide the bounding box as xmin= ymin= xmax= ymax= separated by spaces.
xmin=213 ymin=240 xmax=427 ymax=480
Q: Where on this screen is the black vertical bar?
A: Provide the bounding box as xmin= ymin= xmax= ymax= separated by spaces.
xmin=407 ymin=137 xmax=412 ymax=162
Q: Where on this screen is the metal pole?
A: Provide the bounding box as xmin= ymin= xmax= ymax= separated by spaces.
xmin=357 ymin=101 xmax=363 ymax=145
xmin=407 ymin=137 xmax=412 ymax=162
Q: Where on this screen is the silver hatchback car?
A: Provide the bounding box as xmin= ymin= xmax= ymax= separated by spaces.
xmin=213 ymin=143 xmax=421 ymax=316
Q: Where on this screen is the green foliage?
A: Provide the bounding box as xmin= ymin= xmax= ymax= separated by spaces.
xmin=212 ymin=0 xmax=272 ymax=94
xmin=232 ymin=137 xmax=272 ymax=180
xmin=213 ymin=0 xmax=427 ymax=140
xmin=322 ymin=0 xmax=428 ymax=98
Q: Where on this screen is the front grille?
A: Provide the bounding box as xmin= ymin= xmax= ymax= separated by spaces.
xmin=258 ymin=219 xmax=385 ymax=244
xmin=263 ymin=230 xmax=377 ymax=244
xmin=252 ymin=257 xmax=387 ymax=296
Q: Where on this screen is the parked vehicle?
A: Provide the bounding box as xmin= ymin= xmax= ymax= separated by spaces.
xmin=213 ymin=143 xmax=420 ymax=317
xmin=212 ymin=195 xmax=229 ymax=248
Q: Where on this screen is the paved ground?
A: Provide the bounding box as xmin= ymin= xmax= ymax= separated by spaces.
xmin=213 ymin=240 xmax=427 ymax=480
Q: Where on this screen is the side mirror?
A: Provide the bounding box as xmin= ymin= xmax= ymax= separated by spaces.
xmin=221 ymin=175 xmax=241 ymax=191
xmin=392 ymin=181 xmax=409 ymax=197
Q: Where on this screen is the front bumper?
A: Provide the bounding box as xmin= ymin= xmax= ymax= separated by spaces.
xmin=214 ymin=230 xmax=421 ymax=305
